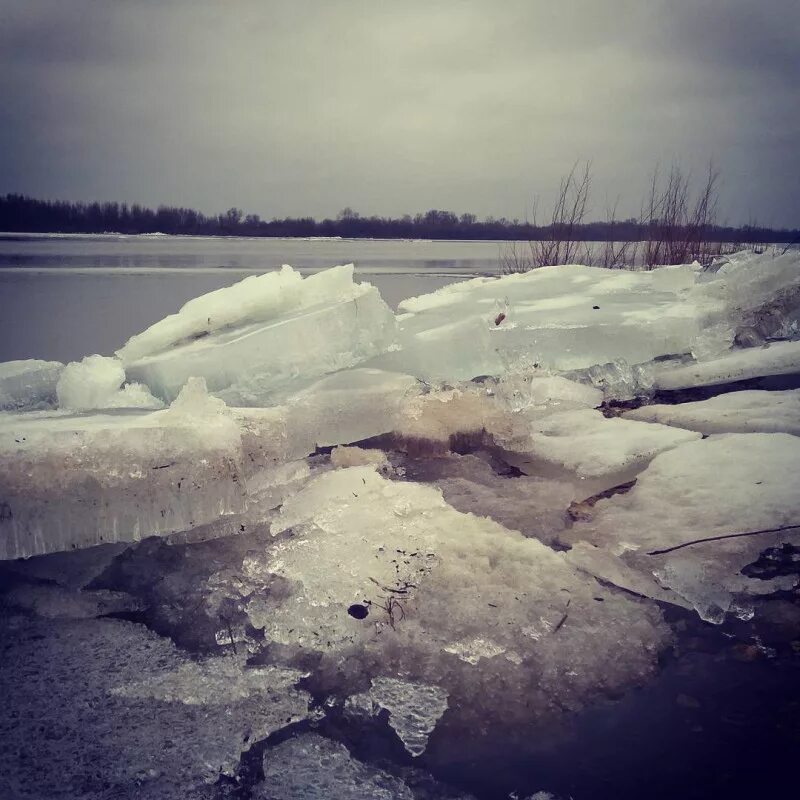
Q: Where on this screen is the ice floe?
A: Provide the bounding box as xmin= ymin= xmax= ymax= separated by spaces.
xmin=0 ymin=358 xmax=63 ymax=411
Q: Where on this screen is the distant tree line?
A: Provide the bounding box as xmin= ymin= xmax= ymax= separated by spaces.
xmin=0 ymin=193 xmax=796 ymax=244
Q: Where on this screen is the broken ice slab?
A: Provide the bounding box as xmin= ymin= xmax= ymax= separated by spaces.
xmin=1 ymin=582 xmax=141 ymax=619
xmin=493 ymin=373 xmax=603 ymax=415
xmin=624 ymin=389 xmax=800 ymax=435
xmin=283 ymin=368 xmax=421 ymax=448
xmin=111 ymin=657 xmax=311 ymax=709
xmin=0 ymin=540 xmax=129 ymax=589
xmin=496 ymin=408 xmax=700 ymax=493
xmin=56 ymin=354 xmax=163 ymax=411
xmin=366 ymin=315 xmax=500 ymax=383
xmin=559 ymin=359 xmax=656 ymax=402
xmin=564 ymin=542 xmax=692 ymax=611
xmin=344 ymin=677 xmax=449 ymax=757
xmin=255 ymin=733 xmax=416 ymax=800
xmin=117 ymin=264 xmax=354 ymax=362
xmin=655 ymin=339 xmax=800 ymax=391
xmin=0 ymin=370 xmax=431 ymax=560
xmin=0 ymin=616 xmax=318 ymax=797
xmin=370 ymin=263 xmax=714 ymax=381
xmin=122 ymin=265 xmax=398 ymax=404
xmin=229 ymin=369 xmax=422 ymax=461
xmin=699 ymin=248 xmax=800 ymax=330
xmin=247 ymin=465 xmax=670 ymax=728
xmin=564 ymin=433 xmax=800 ymax=622
xmin=0 ymin=392 xmax=246 ymax=559
xmin=0 ymin=359 xmax=63 ymax=411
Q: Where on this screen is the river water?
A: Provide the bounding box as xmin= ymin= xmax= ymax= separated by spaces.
xmin=0 ymin=233 xmax=508 ymax=362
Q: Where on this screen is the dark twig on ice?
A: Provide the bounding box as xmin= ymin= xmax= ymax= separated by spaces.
xmin=646 ymin=524 xmax=800 ymax=556
xmin=553 ymin=599 xmax=571 ymax=633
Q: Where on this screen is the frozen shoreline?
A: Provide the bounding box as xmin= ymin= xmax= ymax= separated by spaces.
xmin=1 ymin=248 xmax=799 ymax=800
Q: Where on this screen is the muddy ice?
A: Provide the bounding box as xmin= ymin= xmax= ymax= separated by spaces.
xmin=1 ymin=250 xmax=799 ymax=799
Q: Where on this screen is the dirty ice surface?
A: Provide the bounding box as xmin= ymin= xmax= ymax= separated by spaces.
xmin=1 ymin=248 xmax=800 ymax=799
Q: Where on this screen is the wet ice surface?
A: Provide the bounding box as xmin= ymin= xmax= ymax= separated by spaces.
xmin=1 ymin=248 xmax=800 ymax=799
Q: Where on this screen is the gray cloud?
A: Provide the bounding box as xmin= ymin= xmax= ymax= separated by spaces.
xmin=0 ymin=0 xmax=798 ymax=226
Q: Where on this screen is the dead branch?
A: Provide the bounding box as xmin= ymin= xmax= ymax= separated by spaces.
xmin=646 ymin=524 xmax=800 ymax=556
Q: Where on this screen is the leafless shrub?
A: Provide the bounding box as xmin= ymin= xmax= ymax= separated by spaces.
xmin=640 ymin=162 xmax=720 ymax=268
xmin=501 ymin=161 xmax=592 ymax=273
xmin=600 ymin=196 xmax=639 ymax=269
xmin=502 ymin=160 xmax=725 ymax=273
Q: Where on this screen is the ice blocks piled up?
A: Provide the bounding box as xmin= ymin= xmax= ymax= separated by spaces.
xmin=1 ymin=250 xmax=799 ymax=625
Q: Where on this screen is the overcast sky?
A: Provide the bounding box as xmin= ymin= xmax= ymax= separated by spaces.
xmin=1 ymin=0 xmax=798 ymax=226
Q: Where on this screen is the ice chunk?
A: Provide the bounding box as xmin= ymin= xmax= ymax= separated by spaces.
xmin=118 ymin=264 xmax=304 ymax=362
xmin=655 ymin=340 xmax=800 ymax=391
xmin=368 ymin=315 xmax=499 ymax=383
xmin=494 ymin=373 xmax=603 ymax=415
xmin=377 ymin=263 xmax=712 ymax=381
xmin=117 ymin=264 xmax=366 ymax=363
xmin=652 ymin=559 xmax=754 ymax=625
xmin=0 ymin=359 xmax=64 ymax=411
xmin=56 ymin=354 xmax=163 ymax=411
xmin=497 ymin=408 xmax=700 ymax=490
xmin=371 ymin=252 xmax=798 ymax=387
xmin=442 ymin=636 xmax=508 ymax=664
xmin=247 ymin=466 xmax=670 ymax=728
xmin=0 ymin=375 xmax=342 ymax=559
xmin=284 ymin=368 xmax=420 ymax=448
xmin=702 ymin=248 xmax=800 ymax=323
xmin=359 ymin=677 xmax=449 ymax=757
xmin=256 ymin=733 xmax=414 ymax=800
xmin=394 ymin=386 xmax=508 ymax=447
xmin=564 ymin=542 xmax=692 ymax=610
xmin=565 ymin=434 xmax=800 ymax=621
xmin=122 ymin=265 xmax=398 ymax=404
xmin=0 ymin=616 xmax=317 ymax=797
xmin=225 ymin=369 xmax=422 ymax=466
xmin=560 ymin=359 xmax=656 ymax=402
xmin=0 ymin=384 xmax=245 ymax=559
xmin=624 ymin=390 xmax=800 ymax=435
xmin=112 ymin=658 xmax=310 ymax=709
